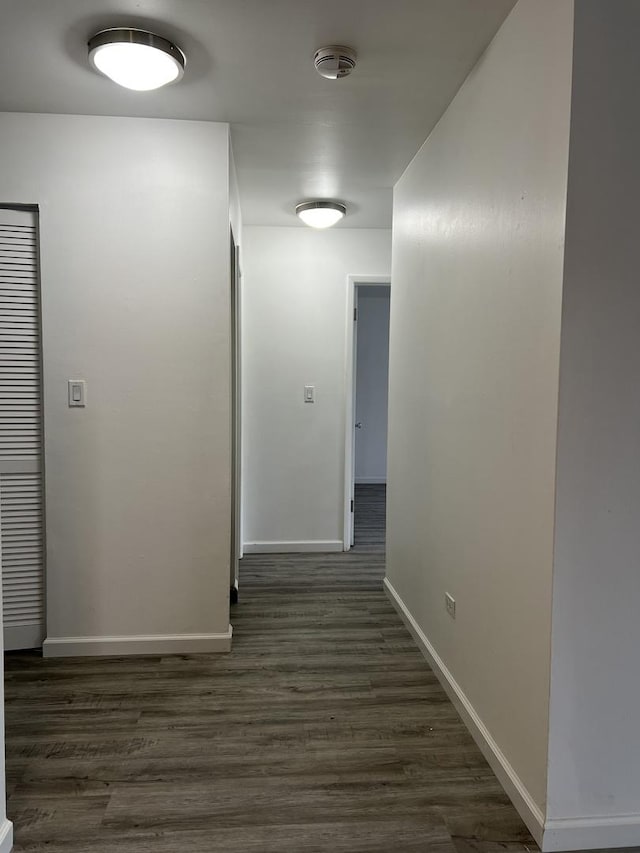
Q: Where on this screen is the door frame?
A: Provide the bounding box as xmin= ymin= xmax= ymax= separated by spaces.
xmin=230 ymin=228 xmax=242 ymax=598
xmin=343 ymin=274 xmax=391 ymax=551
xmin=0 ymin=204 xmax=47 ymax=650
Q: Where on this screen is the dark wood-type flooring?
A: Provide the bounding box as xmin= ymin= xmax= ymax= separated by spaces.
xmin=5 ymin=484 xmax=541 ymax=852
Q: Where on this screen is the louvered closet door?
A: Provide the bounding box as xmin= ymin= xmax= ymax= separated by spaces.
xmin=0 ymin=208 xmax=45 ymax=650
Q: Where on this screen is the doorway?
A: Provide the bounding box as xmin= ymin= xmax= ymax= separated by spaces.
xmin=344 ymin=276 xmax=391 ymax=550
xmin=0 ymin=206 xmax=45 ymax=650
xmin=230 ymin=229 xmax=242 ymax=601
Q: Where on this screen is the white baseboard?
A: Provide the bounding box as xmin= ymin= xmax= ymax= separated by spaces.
xmin=42 ymin=627 xmax=233 ymax=658
xmin=355 ymin=477 xmax=387 ymax=484
xmin=0 ymin=818 xmax=13 ymax=853
xmin=243 ymin=540 xmax=343 ymax=554
xmin=383 ymin=577 xmax=545 ymax=848
xmin=542 ymin=815 xmax=640 ymax=852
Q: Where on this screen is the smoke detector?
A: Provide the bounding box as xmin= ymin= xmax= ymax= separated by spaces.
xmin=314 ymin=45 xmax=357 ymax=80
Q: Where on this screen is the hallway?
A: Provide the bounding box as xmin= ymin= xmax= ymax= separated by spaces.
xmin=4 ymin=490 xmax=536 ymax=852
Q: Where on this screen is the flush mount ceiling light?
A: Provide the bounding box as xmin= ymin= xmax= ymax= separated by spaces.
xmin=296 ymin=201 xmax=347 ymax=229
xmin=88 ymin=28 xmax=185 ymax=91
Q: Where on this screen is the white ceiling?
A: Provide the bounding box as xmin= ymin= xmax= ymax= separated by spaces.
xmin=0 ymin=0 xmax=516 ymax=228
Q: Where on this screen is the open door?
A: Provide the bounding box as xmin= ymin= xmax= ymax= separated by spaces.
xmin=344 ymin=276 xmax=391 ymax=550
xmin=349 ymin=286 xmax=359 ymax=547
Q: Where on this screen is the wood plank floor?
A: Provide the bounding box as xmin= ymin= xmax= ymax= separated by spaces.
xmin=4 ymin=485 xmax=540 ymax=852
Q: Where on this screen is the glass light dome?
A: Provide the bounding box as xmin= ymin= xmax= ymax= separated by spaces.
xmin=88 ymin=29 xmax=185 ymax=91
xmin=296 ymin=201 xmax=347 ymax=229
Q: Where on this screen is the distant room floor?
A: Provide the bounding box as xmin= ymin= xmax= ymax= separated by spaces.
xmin=353 ymin=482 xmax=386 ymax=550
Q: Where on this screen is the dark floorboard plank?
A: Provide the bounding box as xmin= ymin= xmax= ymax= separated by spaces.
xmin=11 ymin=820 xmax=458 ymax=853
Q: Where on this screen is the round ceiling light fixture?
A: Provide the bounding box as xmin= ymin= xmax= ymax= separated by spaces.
xmin=314 ymin=46 xmax=357 ymax=80
xmin=88 ymin=28 xmax=185 ymax=91
xmin=296 ymin=201 xmax=347 ymax=229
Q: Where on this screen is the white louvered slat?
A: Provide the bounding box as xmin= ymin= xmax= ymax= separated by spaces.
xmin=0 ymin=208 xmax=44 ymax=650
xmin=1 ymin=471 xmax=44 ymax=632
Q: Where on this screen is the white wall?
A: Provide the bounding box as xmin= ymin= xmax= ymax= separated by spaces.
xmin=546 ymin=0 xmax=640 ymax=837
xmin=229 ymin=139 xmax=243 ymax=248
xmin=355 ymin=286 xmax=390 ymax=483
xmin=242 ymin=226 xmax=391 ymax=551
xmin=229 ymin=136 xmax=244 ymax=575
xmin=0 ymin=113 xmax=232 ymax=654
xmin=386 ymin=0 xmax=573 ymax=823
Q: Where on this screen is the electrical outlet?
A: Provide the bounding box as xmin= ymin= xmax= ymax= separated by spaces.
xmin=445 ymin=592 xmax=456 ymax=619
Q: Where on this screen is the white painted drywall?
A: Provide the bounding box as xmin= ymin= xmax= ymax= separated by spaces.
xmin=355 ymin=286 xmax=390 ymax=483
xmin=229 ymin=140 xmax=243 ymax=248
xmin=242 ymin=226 xmax=391 ymax=549
xmin=386 ymin=0 xmax=573 ymax=815
xmin=229 ymin=137 xmax=244 ymax=574
xmin=0 ymin=113 xmax=231 ymax=647
xmin=547 ymin=0 xmax=640 ymax=826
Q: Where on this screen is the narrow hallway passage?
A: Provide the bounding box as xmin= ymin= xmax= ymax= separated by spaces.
xmin=4 ymin=490 xmax=536 ymax=852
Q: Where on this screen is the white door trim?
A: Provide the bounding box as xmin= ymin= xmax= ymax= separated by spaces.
xmin=230 ymin=228 xmax=242 ymax=595
xmin=343 ymin=274 xmax=391 ymax=551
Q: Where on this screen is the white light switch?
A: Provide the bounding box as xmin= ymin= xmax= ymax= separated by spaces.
xmin=68 ymin=380 xmax=86 ymax=408
xmin=304 ymin=385 xmax=315 ymax=403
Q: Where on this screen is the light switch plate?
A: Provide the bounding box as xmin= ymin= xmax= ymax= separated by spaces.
xmin=445 ymin=592 xmax=456 ymax=619
xmin=68 ymin=379 xmax=86 ymax=408
xmin=304 ymin=385 xmax=315 ymax=403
